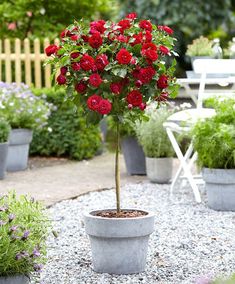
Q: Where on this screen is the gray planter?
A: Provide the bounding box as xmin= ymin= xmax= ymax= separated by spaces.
xmin=202 ymin=168 xmax=235 ymax=211
xmin=84 ymin=209 xmax=155 ymax=274
xmin=7 ymin=129 xmax=33 ymax=172
xmin=146 ymin=157 xmax=173 ymax=184
xmin=0 ymin=275 xmax=29 ymax=284
xmin=191 ymin=56 xmax=212 ymax=71
xmin=121 ymin=136 xmax=146 ymax=175
xmin=0 ymin=142 xmax=9 ymax=179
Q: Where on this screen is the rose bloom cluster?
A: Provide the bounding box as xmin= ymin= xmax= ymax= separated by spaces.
xmin=45 ymin=13 xmax=177 ymax=119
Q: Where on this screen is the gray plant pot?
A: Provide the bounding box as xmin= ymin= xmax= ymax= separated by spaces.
xmin=0 ymin=275 xmax=29 ymax=284
xmin=121 ymin=136 xmax=146 ymax=175
xmin=7 ymin=129 xmax=33 ymax=172
xmin=84 ymin=209 xmax=155 ymax=274
xmin=146 ymin=157 xmax=173 ymax=184
xmin=202 ymin=168 xmax=235 ymax=211
xmin=0 ymin=142 xmax=9 ymax=179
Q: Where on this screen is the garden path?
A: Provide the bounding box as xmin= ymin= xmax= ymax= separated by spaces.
xmin=0 ymin=152 xmax=147 ymax=206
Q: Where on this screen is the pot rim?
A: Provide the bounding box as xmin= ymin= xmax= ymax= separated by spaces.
xmin=84 ymin=208 xmax=155 ymax=220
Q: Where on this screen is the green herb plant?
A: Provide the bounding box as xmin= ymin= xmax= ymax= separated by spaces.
xmin=0 ymin=119 xmax=10 ymax=143
xmin=192 ymin=98 xmax=235 ymax=169
xmin=186 ymin=36 xmax=213 ymax=57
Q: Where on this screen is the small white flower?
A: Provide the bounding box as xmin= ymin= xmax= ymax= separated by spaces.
xmin=47 ymin=127 xmax=52 ymax=132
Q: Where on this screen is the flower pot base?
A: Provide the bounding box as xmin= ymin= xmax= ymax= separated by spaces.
xmin=0 ymin=275 xmax=29 ymax=284
xmin=84 ymin=209 xmax=154 ymax=275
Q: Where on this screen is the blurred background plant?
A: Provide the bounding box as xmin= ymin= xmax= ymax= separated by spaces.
xmin=186 ymin=36 xmax=213 ymax=57
xmin=0 ymin=119 xmax=10 ymax=143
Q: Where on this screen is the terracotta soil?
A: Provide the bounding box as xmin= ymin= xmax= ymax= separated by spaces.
xmin=95 ymin=209 xmax=148 ymax=218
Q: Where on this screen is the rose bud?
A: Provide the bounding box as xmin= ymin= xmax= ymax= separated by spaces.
xmin=56 ymin=74 xmax=67 ymax=85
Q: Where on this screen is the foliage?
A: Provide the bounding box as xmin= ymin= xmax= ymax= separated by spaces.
xmin=0 ymin=0 xmax=118 ymax=39
xmin=0 ymin=82 xmax=53 ymax=130
xmin=0 ymin=119 xmax=10 ymax=143
xmin=212 ymin=273 xmax=235 ymax=284
xmin=136 ymin=103 xmax=175 ymax=158
xmin=30 ymin=88 xmax=102 ymax=160
xmin=107 ymin=115 xmax=136 ymax=138
xmin=186 ymin=36 xmax=213 ymax=57
xmin=118 ymin=0 xmax=234 ymax=71
xmin=192 ymin=98 xmax=235 ymax=169
xmin=46 ymin=15 xmax=178 ymax=127
xmin=0 ymin=191 xmax=50 ymax=277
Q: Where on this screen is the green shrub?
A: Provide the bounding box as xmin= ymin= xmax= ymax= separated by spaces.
xmin=136 ymin=105 xmax=175 ymax=158
xmin=0 ymin=192 xmax=50 ymax=277
xmin=0 ymin=119 xmax=10 ymax=143
xmin=30 ymin=88 xmax=102 ymax=160
xmin=186 ymin=36 xmax=213 ymax=57
xmin=192 ymin=98 xmax=235 ymax=169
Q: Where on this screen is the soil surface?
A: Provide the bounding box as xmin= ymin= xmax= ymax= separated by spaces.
xmin=95 ymin=209 xmax=148 ymax=218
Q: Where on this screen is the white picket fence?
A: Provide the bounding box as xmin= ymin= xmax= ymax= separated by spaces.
xmin=0 ymin=38 xmax=60 ymax=88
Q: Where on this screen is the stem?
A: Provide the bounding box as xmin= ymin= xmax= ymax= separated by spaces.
xmin=115 ymin=121 xmax=121 ymax=213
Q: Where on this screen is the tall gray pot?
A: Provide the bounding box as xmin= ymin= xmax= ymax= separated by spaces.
xmin=0 ymin=275 xmax=29 ymax=284
xmin=0 ymin=142 xmax=9 ymax=179
xmin=7 ymin=129 xmax=33 ymax=172
xmin=84 ymin=209 xmax=155 ymax=275
xmin=121 ymin=136 xmax=146 ymax=175
xmin=202 ymin=168 xmax=235 ymax=211
xmin=146 ymin=157 xmax=173 ymax=183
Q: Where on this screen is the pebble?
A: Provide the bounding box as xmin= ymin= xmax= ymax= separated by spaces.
xmin=34 ymin=183 xmax=235 ymax=284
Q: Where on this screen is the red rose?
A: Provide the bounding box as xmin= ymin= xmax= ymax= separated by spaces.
xmin=97 ymin=99 xmax=112 ymax=115
xmin=70 ymin=35 xmax=79 ymax=41
xmin=89 ymin=74 xmax=102 ymax=87
xmin=87 ymin=95 xmax=102 ymax=111
xmin=126 ymin=90 xmax=143 ymax=107
xmin=75 ymin=81 xmax=87 ymax=93
xmin=143 ymin=30 xmax=152 ymax=43
xmin=45 ymin=44 xmax=59 ymax=56
xmin=72 ymin=62 xmax=81 ymax=71
xmin=56 ymin=74 xmax=66 ymax=85
xmin=82 ymin=35 xmax=89 ymax=42
xmin=159 ymin=45 xmax=170 ymax=55
xmin=139 ymin=20 xmax=152 ymax=31
xmin=135 ymin=80 xmax=143 ymax=88
xmin=90 ymin=20 xmax=106 ymax=34
xmin=158 ymin=25 xmax=173 ymax=35
xmin=157 ymin=75 xmax=168 ymax=89
xmin=116 ymin=35 xmax=129 ymax=43
xmin=139 ymin=102 xmax=146 ymax=111
xmin=144 ymin=49 xmax=158 ymax=61
xmin=138 ymin=66 xmax=156 ymax=84
xmin=131 ymin=33 xmax=143 ymax=46
xmin=89 ymin=33 xmax=103 ymax=49
xmin=116 ymin=48 xmax=132 ymax=64
xmin=70 ymin=52 xmax=80 ymax=59
xmin=141 ymin=43 xmax=157 ymax=54
xmin=60 ymin=29 xmax=72 ymax=39
xmin=118 ymin=19 xmax=131 ymax=33
xmin=96 ymin=54 xmax=109 ymax=71
xmin=110 ymin=82 xmax=122 ymax=94
xmin=80 ymin=54 xmax=95 ymax=71
xmin=126 ymin=13 xmax=137 ymax=20
xmin=60 ymin=66 xmax=67 ymax=75
xmin=155 ymin=92 xmax=169 ymax=102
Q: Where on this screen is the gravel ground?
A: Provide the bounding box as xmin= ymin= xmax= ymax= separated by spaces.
xmin=37 ymin=183 xmax=235 ymax=284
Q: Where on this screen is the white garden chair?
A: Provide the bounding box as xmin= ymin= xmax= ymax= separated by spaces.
xmin=164 ymin=59 xmax=235 ymax=202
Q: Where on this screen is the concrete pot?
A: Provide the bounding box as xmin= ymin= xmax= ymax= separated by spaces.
xmin=84 ymin=209 xmax=155 ymax=274
xmin=191 ymin=56 xmax=212 ymax=71
xmin=121 ymin=136 xmax=146 ymax=175
xmin=0 ymin=275 xmax=29 ymax=284
xmin=7 ymin=129 xmax=33 ymax=172
xmin=202 ymin=168 xmax=235 ymax=211
xmin=146 ymin=157 xmax=173 ymax=183
xmin=0 ymin=142 xmax=9 ymax=179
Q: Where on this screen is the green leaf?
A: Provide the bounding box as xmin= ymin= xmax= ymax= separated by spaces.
xmin=86 ymin=111 xmax=102 ymax=125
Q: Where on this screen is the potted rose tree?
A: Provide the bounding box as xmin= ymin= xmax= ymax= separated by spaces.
xmin=46 ymin=13 xmax=178 ymax=274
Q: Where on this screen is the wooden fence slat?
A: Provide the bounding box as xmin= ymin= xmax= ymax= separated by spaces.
xmin=4 ymin=39 xmax=12 ymax=83
xmin=34 ymin=38 xmax=41 ymax=88
xmin=44 ymin=38 xmax=51 ymax=88
xmin=24 ymin=38 xmax=31 ymax=86
xmin=0 ymin=40 xmax=2 ymax=82
xmin=0 ymin=37 xmax=60 ymax=87
xmin=15 ymin=38 xmax=21 ymax=84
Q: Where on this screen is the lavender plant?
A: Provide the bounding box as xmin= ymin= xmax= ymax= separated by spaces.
xmin=0 ymin=82 xmax=54 ymax=129
xmin=0 ymin=192 xmax=50 ymax=277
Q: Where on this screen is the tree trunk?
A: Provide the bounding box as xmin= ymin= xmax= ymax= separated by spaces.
xmin=115 ymin=121 xmax=121 ymax=213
